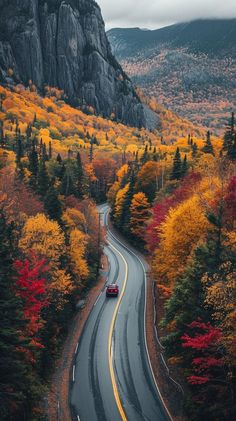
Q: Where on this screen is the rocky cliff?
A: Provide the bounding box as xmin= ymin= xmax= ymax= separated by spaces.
xmin=0 ymin=0 xmax=157 ymax=128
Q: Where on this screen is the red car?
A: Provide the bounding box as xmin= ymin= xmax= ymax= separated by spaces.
xmin=106 ymin=284 xmax=119 ymax=297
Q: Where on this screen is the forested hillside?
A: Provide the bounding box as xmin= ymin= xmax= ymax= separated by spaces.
xmin=108 ymin=20 xmax=236 ymax=133
xmin=0 ymin=37 xmax=235 ymax=421
xmin=108 ymin=113 xmax=236 ymax=420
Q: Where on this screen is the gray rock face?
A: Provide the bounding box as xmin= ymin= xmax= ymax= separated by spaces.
xmin=0 ymin=0 xmax=158 ymax=128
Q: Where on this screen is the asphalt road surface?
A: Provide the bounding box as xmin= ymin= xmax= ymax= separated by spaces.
xmin=70 ymin=204 xmax=170 ymax=421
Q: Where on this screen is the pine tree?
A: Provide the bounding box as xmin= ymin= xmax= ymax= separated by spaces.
xmin=37 ymin=159 xmax=50 ymax=197
xmin=42 ymin=143 xmax=49 ymax=162
xmin=39 ymin=138 xmax=43 ymax=158
xmin=119 ymin=170 xmax=136 ymax=235
xmin=202 ymin=131 xmax=214 ymax=155
xmin=141 ymin=144 xmax=149 ymax=164
xmin=182 ymin=154 xmax=188 ymax=177
xmin=44 ymin=186 xmax=62 ymax=221
xmin=0 ymin=212 xmax=30 ymax=419
xmin=223 ymin=112 xmax=236 ymax=161
xmin=56 ymin=153 xmax=62 ymax=164
xmin=49 ymin=141 xmax=52 ymax=160
xmin=89 ymin=141 xmax=94 ymax=162
xmin=192 ymin=142 xmax=198 ymax=158
xmin=0 ymin=92 xmax=6 ymax=112
xmin=28 ymin=144 xmax=39 ymax=189
xmin=76 ymin=152 xmax=84 ymax=198
xmin=171 ymin=147 xmax=182 ymax=180
xmin=0 ymin=120 xmax=4 ymax=148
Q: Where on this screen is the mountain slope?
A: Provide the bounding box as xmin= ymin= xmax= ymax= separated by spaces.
xmin=107 ymin=20 xmax=236 ymax=133
xmin=0 ymin=0 xmax=157 ymax=129
xmin=107 ymin=19 xmax=236 ymax=59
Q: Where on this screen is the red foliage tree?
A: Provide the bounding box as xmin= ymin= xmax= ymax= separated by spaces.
xmin=224 ymin=176 xmax=236 ymax=221
xmin=14 ymin=256 xmax=48 ymax=360
xmin=181 ymin=321 xmax=223 ymax=385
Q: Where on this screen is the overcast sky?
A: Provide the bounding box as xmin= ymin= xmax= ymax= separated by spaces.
xmin=96 ymin=0 xmax=236 ymax=30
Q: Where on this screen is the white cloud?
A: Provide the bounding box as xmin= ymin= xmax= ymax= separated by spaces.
xmin=96 ymin=0 xmax=236 ymax=29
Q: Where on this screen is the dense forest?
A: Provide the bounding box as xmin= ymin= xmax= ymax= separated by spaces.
xmin=108 ymin=114 xmax=236 ymax=420
xmin=0 ymin=81 xmax=235 ymax=420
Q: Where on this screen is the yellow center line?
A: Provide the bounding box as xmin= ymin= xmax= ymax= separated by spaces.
xmin=108 ymin=240 xmax=128 ymax=421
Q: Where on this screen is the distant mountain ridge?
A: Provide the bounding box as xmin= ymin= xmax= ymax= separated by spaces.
xmin=0 ymin=0 xmax=158 ymax=129
xmin=107 ymin=19 xmax=236 ymax=59
xmin=107 ymin=19 xmax=236 ymax=133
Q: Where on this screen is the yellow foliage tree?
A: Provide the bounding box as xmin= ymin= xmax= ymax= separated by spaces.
xmin=62 ymin=208 xmax=87 ymax=233
xmin=19 ymin=213 xmax=65 ymax=268
xmin=107 ymin=181 xmax=120 ymax=207
xmin=202 ymin=262 xmax=236 ymax=362
xmin=69 ymin=229 xmax=89 ymax=280
xmin=130 ymin=192 xmax=151 ymax=239
xmin=153 ymin=195 xmax=211 ymax=286
xmin=114 ymin=183 xmax=129 ymax=222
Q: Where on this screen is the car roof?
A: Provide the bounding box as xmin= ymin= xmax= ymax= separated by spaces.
xmin=107 ymin=284 xmax=118 ymax=287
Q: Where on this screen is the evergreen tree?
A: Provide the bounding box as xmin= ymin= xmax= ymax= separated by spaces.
xmin=76 ymin=152 xmax=84 ymax=198
xmin=44 ymin=186 xmax=62 ymax=221
xmin=56 ymin=153 xmax=62 ymax=164
xmin=202 ymin=131 xmax=214 ymax=155
xmin=141 ymin=144 xmax=149 ymax=164
xmin=192 ymin=142 xmax=198 ymax=158
xmin=15 ymin=136 xmax=25 ymax=180
xmin=49 ymin=141 xmax=52 ymax=160
xmin=39 ymin=138 xmax=43 ymax=158
xmin=89 ymin=141 xmax=94 ymax=162
xmin=223 ymin=112 xmax=234 ymax=151
xmin=28 ymin=144 xmax=39 ymax=189
xmin=0 ymin=120 xmax=4 ymax=148
xmin=0 ymin=92 xmax=6 ymax=112
xmin=119 ymin=170 xmax=136 ymax=235
xmin=223 ymin=112 xmax=236 ymax=161
xmin=42 ymin=143 xmax=49 ymax=162
xmin=170 ymin=147 xmax=182 ymax=180
xmin=0 ymin=212 xmax=31 ymax=420
xmin=37 ymin=159 xmax=50 ymax=196
xmin=58 ymin=162 xmax=66 ymax=181
xmin=182 ymin=154 xmax=188 ymax=177
xmin=162 ymin=252 xmax=207 ymax=357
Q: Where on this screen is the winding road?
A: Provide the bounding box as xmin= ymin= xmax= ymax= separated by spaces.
xmin=70 ymin=204 xmax=170 ymax=421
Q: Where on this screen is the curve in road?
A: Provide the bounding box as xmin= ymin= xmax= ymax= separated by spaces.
xmin=70 ymin=204 xmax=171 ymax=421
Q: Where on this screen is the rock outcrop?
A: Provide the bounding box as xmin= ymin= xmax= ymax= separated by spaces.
xmin=0 ymin=0 xmax=158 ymax=128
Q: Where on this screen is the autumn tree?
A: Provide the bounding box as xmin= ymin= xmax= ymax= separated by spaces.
xmin=136 ymin=161 xmax=160 ymax=202
xmin=202 ymin=131 xmax=214 ymax=155
xmin=153 ymin=195 xmax=210 ymax=286
xmin=119 ymin=169 xmax=137 ymax=235
xmin=14 ymin=257 xmax=48 ymax=359
xmin=114 ymin=183 xmax=130 ymax=227
xmin=130 ymin=192 xmax=151 ymax=242
xmin=181 ymin=321 xmax=234 ymax=420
